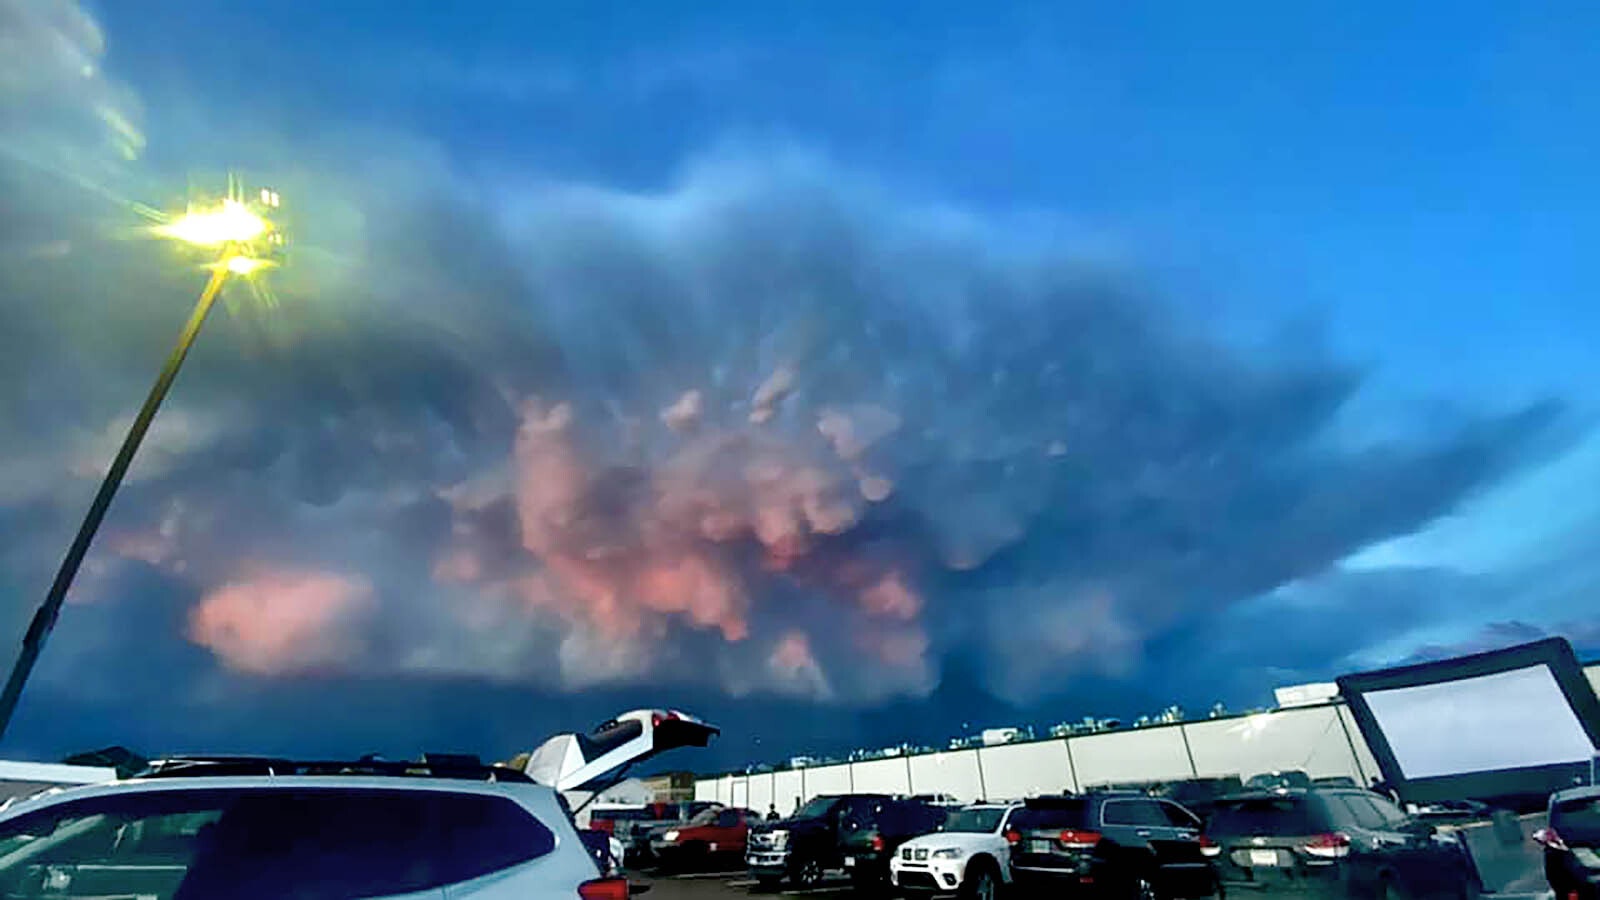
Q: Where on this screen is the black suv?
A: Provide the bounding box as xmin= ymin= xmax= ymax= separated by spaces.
xmin=1537 ymin=786 xmax=1600 ymax=900
xmin=840 ymin=798 xmax=950 ymax=888
xmin=1009 ymin=792 xmax=1217 ymax=900
xmin=1207 ymin=789 xmax=1478 ymax=900
xmin=747 ymin=794 xmax=894 ymax=889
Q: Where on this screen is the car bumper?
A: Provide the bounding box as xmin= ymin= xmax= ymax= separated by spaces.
xmin=891 ymin=860 xmax=966 ymax=893
xmin=747 ymin=850 xmax=791 ymax=878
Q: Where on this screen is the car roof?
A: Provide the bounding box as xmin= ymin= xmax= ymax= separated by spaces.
xmin=0 ymin=774 xmax=554 ymax=822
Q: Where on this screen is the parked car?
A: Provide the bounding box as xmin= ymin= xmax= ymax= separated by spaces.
xmin=652 ymin=806 xmax=759 ymax=872
xmin=1207 ymin=788 xmax=1478 ymax=900
xmin=746 ymin=793 xmax=894 ymax=889
xmin=0 ymin=756 xmax=617 ymax=900
xmin=1536 ymin=785 xmax=1600 ymax=900
xmin=840 ymin=797 xmax=950 ymax=888
xmin=890 ymin=803 xmax=1020 ymax=900
xmin=1156 ymin=777 xmax=1246 ymax=822
xmin=1009 ymin=792 xmax=1218 ymax=900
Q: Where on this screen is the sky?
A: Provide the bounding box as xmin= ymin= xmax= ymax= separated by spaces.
xmin=0 ymin=0 xmax=1596 ymax=771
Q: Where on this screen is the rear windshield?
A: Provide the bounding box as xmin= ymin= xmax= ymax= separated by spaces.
xmin=1013 ymin=801 xmax=1091 ymax=831
xmin=1554 ymin=797 xmax=1600 ymax=845
xmin=1208 ymin=797 xmax=1320 ymax=836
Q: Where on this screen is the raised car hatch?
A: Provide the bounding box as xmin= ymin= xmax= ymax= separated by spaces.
xmin=523 ymin=709 xmax=719 ymax=791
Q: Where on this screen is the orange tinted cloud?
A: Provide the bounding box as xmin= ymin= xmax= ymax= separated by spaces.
xmin=188 ymin=568 xmax=376 ymax=675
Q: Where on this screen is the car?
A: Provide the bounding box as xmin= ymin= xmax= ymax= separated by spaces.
xmin=840 ymin=797 xmax=950 ymax=889
xmin=746 ymin=793 xmax=895 ymax=889
xmin=651 ymin=806 xmax=759 ymax=871
xmin=0 ymin=756 xmax=619 ymax=900
xmin=1536 ymin=785 xmax=1600 ymax=900
xmin=890 ymin=803 xmax=1021 ymax=900
xmin=1207 ymin=788 xmax=1478 ymax=900
xmin=1008 ymin=792 xmax=1218 ymax=900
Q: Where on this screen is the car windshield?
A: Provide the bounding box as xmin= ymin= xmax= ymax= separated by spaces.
xmin=685 ymin=808 xmax=720 ymax=827
xmin=1554 ymin=798 xmax=1600 ymax=845
xmin=943 ymin=807 xmax=1005 ymax=833
xmin=1208 ymin=797 xmax=1319 ymax=836
xmin=1013 ymin=802 xmax=1091 ymax=831
xmin=793 ymin=797 xmax=840 ymax=820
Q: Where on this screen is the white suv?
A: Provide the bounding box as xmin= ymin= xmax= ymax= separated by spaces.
xmin=0 ymin=709 xmax=718 ymax=899
xmin=889 ymin=803 xmax=1021 ymax=900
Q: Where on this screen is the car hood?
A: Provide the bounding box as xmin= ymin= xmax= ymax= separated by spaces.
xmin=897 ymin=832 xmax=1005 ymax=854
xmin=523 ymin=708 xmax=718 ymax=791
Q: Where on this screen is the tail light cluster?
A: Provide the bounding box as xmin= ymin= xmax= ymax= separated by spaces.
xmin=1533 ymin=828 xmax=1569 ymax=851
xmin=1057 ymin=829 xmax=1103 ymax=850
xmin=578 ymin=877 xmax=630 ymax=900
xmin=1301 ymin=833 xmax=1352 ymax=859
xmin=1199 ymin=835 xmax=1221 ymax=858
xmin=871 ymin=834 xmax=886 ymax=852
xmin=1003 ymin=830 xmax=1022 ymax=845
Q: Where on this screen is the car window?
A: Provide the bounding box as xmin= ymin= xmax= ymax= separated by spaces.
xmin=1208 ymin=797 xmax=1323 ymax=836
xmin=1366 ymin=796 xmax=1409 ymax=826
xmin=0 ymin=788 xmax=556 ymax=899
xmin=1102 ymin=799 xmax=1167 ymax=828
xmin=1013 ymin=801 xmax=1091 ymax=831
xmin=1554 ymin=798 xmax=1600 ymax=844
xmin=1336 ymin=795 xmax=1389 ymax=831
xmin=1158 ymin=801 xmax=1200 ymax=829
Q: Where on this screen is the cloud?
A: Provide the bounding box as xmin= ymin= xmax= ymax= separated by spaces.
xmin=0 ymin=0 xmax=1574 ymax=757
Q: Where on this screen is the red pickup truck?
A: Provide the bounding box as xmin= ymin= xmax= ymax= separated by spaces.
xmin=650 ymin=807 xmax=761 ymax=872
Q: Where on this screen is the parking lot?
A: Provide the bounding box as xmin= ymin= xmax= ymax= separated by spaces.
xmin=634 ymin=869 xmax=857 ymax=900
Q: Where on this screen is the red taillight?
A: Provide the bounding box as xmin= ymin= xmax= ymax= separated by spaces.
xmin=1003 ymin=830 xmax=1022 ymax=845
xmin=871 ymin=834 xmax=886 ymax=852
xmin=578 ymin=877 xmax=630 ymax=900
xmin=1058 ymin=829 xmax=1103 ymax=849
xmin=1534 ymin=827 xmax=1569 ymax=852
xmin=1200 ymin=835 xmax=1221 ymax=858
xmin=1301 ymin=833 xmax=1351 ymax=859
xmin=652 ymin=712 xmax=665 ymax=727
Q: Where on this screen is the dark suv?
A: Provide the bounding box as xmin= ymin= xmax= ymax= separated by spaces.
xmin=747 ymin=794 xmax=895 ymax=889
xmin=1537 ymin=786 xmax=1600 ymax=900
xmin=840 ymin=797 xmax=950 ymax=888
xmin=1207 ymin=789 xmax=1478 ymax=900
xmin=1008 ymin=792 xmax=1218 ymax=900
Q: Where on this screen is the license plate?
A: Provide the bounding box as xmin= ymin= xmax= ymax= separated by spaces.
xmin=1249 ymin=849 xmax=1279 ymax=867
xmin=844 ymin=856 xmax=856 ymax=867
xmin=1030 ymin=840 xmax=1054 ymax=854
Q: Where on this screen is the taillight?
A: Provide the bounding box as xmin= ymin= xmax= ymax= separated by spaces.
xmin=1058 ymin=829 xmax=1103 ymax=849
xmin=1003 ymin=830 xmax=1022 ymax=845
xmin=1301 ymin=833 xmax=1351 ymax=859
xmin=578 ymin=877 xmax=630 ymax=900
xmin=1199 ymin=835 xmax=1221 ymax=858
xmin=652 ymin=713 xmax=665 ymax=727
xmin=1534 ymin=828 xmax=1569 ymax=851
xmin=871 ymin=834 xmax=886 ymax=852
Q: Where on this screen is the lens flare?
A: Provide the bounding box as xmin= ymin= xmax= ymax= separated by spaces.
xmin=153 ymin=198 xmax=269 ymax=247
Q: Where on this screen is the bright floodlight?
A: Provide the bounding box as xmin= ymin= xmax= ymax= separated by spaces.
xmin=153 ymin=197 xmax=270 ymax=247
xmin=219 ymin=255 xmax=273 ymax=275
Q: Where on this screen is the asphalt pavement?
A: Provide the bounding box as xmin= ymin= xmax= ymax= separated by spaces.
xmin=631 ymin=868 xmax=858 ymax=900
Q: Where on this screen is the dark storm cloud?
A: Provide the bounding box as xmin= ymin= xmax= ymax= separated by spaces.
xmin=0 ymin=0 xmax=1571 ymax=757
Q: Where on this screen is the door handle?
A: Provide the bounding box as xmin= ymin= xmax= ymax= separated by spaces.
xmin=1136 ymin=830 xmax=1153 ymax=837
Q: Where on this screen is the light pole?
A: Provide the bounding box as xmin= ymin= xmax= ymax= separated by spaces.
xmin=0 ymin=179 xmax=284 ymax=742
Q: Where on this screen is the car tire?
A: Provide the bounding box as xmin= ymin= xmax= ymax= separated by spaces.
xmin=961 ymin=860 xmax=1000 ymax=900
xmin=792 ymin=857 xmax=824 ymax=889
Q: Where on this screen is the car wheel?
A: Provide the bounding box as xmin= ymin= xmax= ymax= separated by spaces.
xmin=962 ymin=863 xmax=999 ymax=900
xmin=1133 ymin=873 xmax=1159 ymax=900
xmin=792 ymin=857 xmax=824 ymax=889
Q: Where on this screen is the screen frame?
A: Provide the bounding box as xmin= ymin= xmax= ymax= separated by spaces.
xmin=1337 ymin=637 xmax=1600 ymax=805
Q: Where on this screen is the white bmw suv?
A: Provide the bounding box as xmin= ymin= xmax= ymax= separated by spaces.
xmin=889 ymin=803 xmax=1021 ymax=900
xmin=0 ymin=709 xmax=716 ymax=900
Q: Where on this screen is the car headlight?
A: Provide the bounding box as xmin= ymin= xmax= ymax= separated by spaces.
xmin=930 ymin=848 xmax=963 ymax=859
xmin=771 ymin=830 xmax=790 ymax=848
xmin=662 ymin=830 xmax=680 ymax=842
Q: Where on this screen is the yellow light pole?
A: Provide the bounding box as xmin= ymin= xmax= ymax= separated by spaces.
xmin=0 ymin=179 xmax=284 ymax=741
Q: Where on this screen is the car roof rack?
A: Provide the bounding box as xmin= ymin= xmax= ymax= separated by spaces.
xmin=136 ymin=755 xmax=534 ymax=783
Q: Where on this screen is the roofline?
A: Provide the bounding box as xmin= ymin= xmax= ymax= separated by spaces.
xmin=0 ymin=760 xmax=116 ymax=784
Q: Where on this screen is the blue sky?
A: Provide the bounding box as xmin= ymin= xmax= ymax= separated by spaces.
xmin=0 ymin=0 xmax=1594 ymax=765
